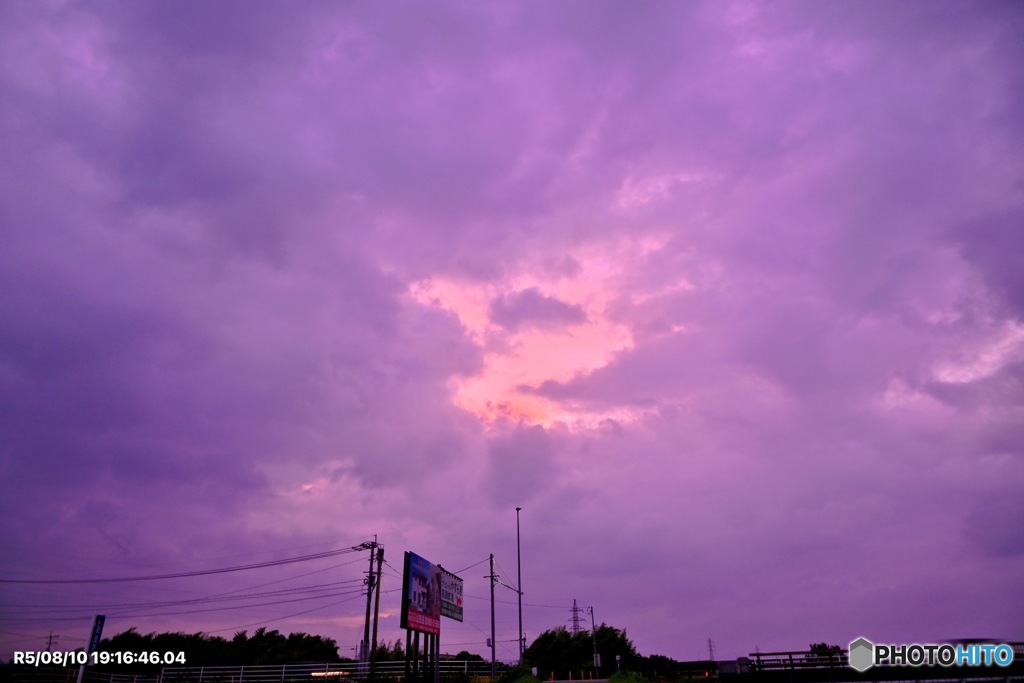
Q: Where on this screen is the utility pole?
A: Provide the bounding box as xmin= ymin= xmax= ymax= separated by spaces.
xmin=370 ymin=545 xmax=384 ymax=677
xmin=361 ymin=538 xmax=377 ymax=669
xmin=516 ymin=506 xmax=523 ymax=661
xmin=489 ymin=553 xmax=496 ymax=678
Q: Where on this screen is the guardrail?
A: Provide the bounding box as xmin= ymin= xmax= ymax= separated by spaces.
xmin=750 ymin=652 xmax=848 ymax=671
xmin=0 ymin=668 xmax=162 ymax=683
xmin=159 ymin=659 xmax=502 ymax=682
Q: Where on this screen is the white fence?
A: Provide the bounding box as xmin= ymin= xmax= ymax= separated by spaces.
xmin=158 ymin=660 xmax=500 ymax=682
xmin=3 ymin=660 xmax=501 ymax=683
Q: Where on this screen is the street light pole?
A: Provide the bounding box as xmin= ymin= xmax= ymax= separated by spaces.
xmin=490 ymin=554 xmax=496 ymax=678
xmin=589 ymin=606 xmax=598 ymax=676
xmin=516 ymin=506 xmax=523 ymax=662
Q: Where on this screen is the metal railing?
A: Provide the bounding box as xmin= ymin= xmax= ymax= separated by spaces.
xmin=750 ymin=651 xmax=848 ymax=671
xmin=0 ymin=668 xmax=162 ymax=683
xmin=1 ymin=660 xmax=499 ymax=683
xmin=158 ymin=659 xmax=500 ymax=683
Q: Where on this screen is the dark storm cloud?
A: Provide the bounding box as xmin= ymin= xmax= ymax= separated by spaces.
xmin=489 ymin=288 xmax=587 ymax=331
xmin=966 ymin=490 xmax=1024 ymax=558
xmin=951 ymin=209 xmax=1024 ymax=316
xmin=485 ymin=424 xmax=561 ymax=506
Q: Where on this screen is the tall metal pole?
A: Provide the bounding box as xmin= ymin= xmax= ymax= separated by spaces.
xmin=404 ymin=629 xmax=412 ymax=682
xmin=433 ymin=630 xmax=440 ymax=683
xmin=516 ymin=506 xmax=523 ymax=661
xmin=589 ymin=606 xmax=599 ymax=676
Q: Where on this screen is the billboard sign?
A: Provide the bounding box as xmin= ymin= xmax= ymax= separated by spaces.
xmin=438 ymin=566 xmax=463 ymax=622
xmin=401 ymin=551 xmax=440 ymax=634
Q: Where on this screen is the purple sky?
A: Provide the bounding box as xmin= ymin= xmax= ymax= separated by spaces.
xmin=2 ymin=0 xmax=1023 ymax=665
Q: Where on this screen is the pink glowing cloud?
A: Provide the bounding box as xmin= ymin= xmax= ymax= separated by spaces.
xmin=2 ymin=0 xmax=1023 ymax=666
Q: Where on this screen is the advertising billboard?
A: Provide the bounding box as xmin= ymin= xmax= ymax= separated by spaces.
xmin=438 ymin=566 xmax=463 ymax=622
xmin=401 ymin=551 xmax=440 ymax=634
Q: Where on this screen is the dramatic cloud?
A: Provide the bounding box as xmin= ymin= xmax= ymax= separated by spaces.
xmin=2 ymin=0 xmax=1022 ymax=667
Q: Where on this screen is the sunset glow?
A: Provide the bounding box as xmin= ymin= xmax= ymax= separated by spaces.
xmin=408 ymin=238 xmax=667 ymax=426
xmin=3 ymin=0 xmax=1022 ymax=666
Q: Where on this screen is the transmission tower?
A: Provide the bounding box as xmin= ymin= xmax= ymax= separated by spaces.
xmin=708 ymin=638 xmax=717 ymax=662
xmin=570 ymin=599 xmax=583 ymax=635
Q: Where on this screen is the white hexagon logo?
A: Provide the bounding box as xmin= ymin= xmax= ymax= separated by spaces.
xmin=849 ymin=637 xmax=874 ymax=672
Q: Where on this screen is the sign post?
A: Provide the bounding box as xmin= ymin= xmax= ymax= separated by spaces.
xmin=75 ymin=615 xmax=105 ymax=683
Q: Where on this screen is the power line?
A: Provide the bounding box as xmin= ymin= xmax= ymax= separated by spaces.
xmin=0 ymin=545 xmax=376 ymax=633
xmin=206 ymin=592 xmax=367 ymax=635
xmin=450 ymin=557 xmax=491 ymax=575
xmin=2 ymin=586 xmax=363 ymax=629
xmin=0 ymin=587 xmax=368 ymax=624
xmin=0 ymin=579 xmax=365 ymax=616
xmin=463 ymin=594 xmax=566 ymax=609
xmin=0 ymin=546 xmax=366 ymax=584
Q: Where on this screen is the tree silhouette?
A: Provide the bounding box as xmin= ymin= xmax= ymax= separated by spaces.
xmin=92 ymin=627 xmax=341 ymax=672
xmin=809 ymin=643 xmax=842 ymax=654
xmin=524 ymin=624 xmax=640 ymax=679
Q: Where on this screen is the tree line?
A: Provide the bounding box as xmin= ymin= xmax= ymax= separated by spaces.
xmin=523 ymin=624 xmax=696 ymax=680
xmin=92 ymin=626 xmax=343 ymax=672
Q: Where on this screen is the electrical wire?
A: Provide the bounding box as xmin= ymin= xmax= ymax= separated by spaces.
xmin=450 ymin=557 xmax=490 ymax=575
xmin=0 ymin=579 xmax=366 ymax=617
xmin=463 ymin=594 xmax=567 ymax=609
xmin=206 ymin=592 xmax=367 ymax=635
xmin=0 ymin=546 xmax=366 ymax=584
xmin=0 ymin=543 xmax=378 ymax=637
xmin=0 ymin=587 xmax=368 ymax=624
